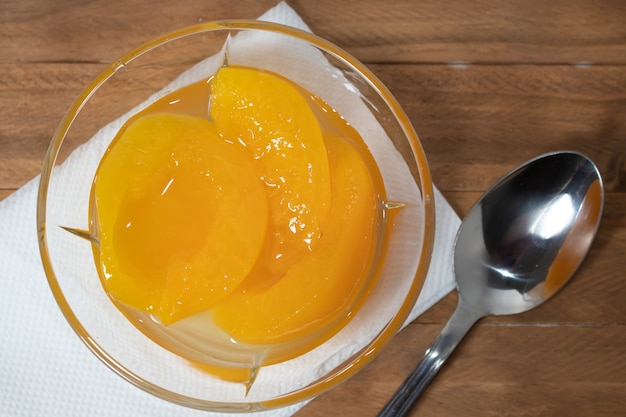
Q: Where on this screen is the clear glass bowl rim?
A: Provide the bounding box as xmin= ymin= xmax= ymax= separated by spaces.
xmin=36 ymin=19 xmax=436 ymax=412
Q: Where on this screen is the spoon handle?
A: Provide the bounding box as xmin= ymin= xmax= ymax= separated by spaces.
xmin=377 ymin=299 xmax=483 ymax=417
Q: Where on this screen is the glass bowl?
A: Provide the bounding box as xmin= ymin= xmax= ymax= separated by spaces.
xmin=37 ymin=20 xmax=435 ymax=412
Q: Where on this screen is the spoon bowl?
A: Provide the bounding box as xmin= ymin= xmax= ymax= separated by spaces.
xmin=456 ymin=151 xmax=604 ymax=316
xmin=379 ymin=151 xmax=603 ymax=416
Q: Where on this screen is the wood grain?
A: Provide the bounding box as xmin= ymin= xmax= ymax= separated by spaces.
xmin=2 ymin=63 xmax=624 ymax=194
xmin=292 ymin=0 xmax=626 ymax=65
xmin=299 ymin=325 xmax=626 ymax=416
xmin=2 ymin=0 xmax=625 ymax=64
xmin=0 ymin=1 xmax=624 ymax=416
xmin=369 ymin=64 xmax=626 ymax=193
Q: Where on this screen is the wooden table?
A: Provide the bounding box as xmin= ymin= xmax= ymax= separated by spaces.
xmin=1 ymin=1 xmax=624 ymax=415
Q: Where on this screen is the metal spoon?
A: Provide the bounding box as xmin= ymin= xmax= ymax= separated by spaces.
xmin=378 ymin=151 xmax=603 ymax=417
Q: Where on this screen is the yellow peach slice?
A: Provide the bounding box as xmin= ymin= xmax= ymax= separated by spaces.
xmin=211 ymin=133 xmax=379 ymax=344
xmin=92 ymin=113 xmax=268 ymax=325
xmin=210 ymin=66 xmax=331 ymax=277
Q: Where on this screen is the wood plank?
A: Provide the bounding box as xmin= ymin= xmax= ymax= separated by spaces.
xmin=2 ymin=63 xmax=624 ymax=194
xmin=1 ymin=0 xmax=625 ymax=65
xmin=0 ymin=190 xmax=14 ymax=201
xmin=0 ymin=0 xmax=278 ymax=63
xmin=293 ymin=0 xmax=626 ymax=65
xmin=0 ymin=63 xmax=106 ymax=191
xmin=368 ymin=64 xmax=626 ymax=193
xmin=297 ymin=325 xmax=626 ymax=416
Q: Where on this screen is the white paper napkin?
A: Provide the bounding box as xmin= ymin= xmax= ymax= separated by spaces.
xmin=0 ymin=2 xmax=460 ymax=416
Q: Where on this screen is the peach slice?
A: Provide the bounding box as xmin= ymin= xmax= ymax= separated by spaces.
xmin=211 ymin=133 xmax=378 ymax=344
xmin=92 ymin=113 xmax=268 ymax=325
xmin=210 ymin=66 xmax=331 ymax=277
